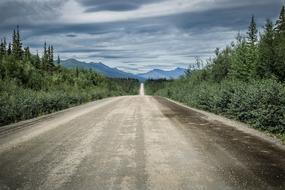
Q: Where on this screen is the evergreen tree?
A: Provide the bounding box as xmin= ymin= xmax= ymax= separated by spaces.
xmin=257 ymin=19 xmax=275 ymax=78
xmin=12 ymin=26 xmax=23 ymax=60
xmin=76 ymin=67 xmax=79 ymax=78
xmin=246 ymin=16 xmax=258 ymax=77
xmin=24 ymin=47 xmax=31 ymax=60
xmin=47 ymin=45 xmax=51 ymax=62
xmin=275 ymin=5 xmax=285 ymax=32
xmin=0 ymin=39 xmax=6 ymax=58
xmin=16 ymin=26 xmax=22 ymax=56
xmin=50 ymin=45 xmax=54 ymax=66
xmin=42 ymin=42 xmax=48 ymax=70
xmin=211 ymin=46 xmax=232 ymax=82
xmin=229 ymin=37 xmax=251 ymax=80
xmin=57 ymin=55 xmax=61 ymax=65
xmin=46 ymin=45 xmax=54 ymax=72
xmin=274 ymin=5 xmax=285 ymax=81
xmin=35 ymin=51 xmax=41 ymax=69
xmin=247 ymin=15 xmax=258 ymax=45
xmin=7 ymin=43 xmax=12 ymax=55
xmin=12 ymin=29 xmax=17 ymax=56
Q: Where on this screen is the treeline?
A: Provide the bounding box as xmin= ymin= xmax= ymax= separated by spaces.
xmin=145 ymin=6 xmax=285 ymax=135
xmin=0 ymin=27 xmax=139 ymax=126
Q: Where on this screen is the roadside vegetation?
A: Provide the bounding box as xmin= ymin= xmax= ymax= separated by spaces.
xmin=145 ymin=6 xmax=285 ymax=137
xmin=0 ymin=27 xmax=139 ymax=126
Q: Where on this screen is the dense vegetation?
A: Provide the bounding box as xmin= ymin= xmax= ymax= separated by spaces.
xmin=0 ymin=27 xmax=139 ymax=126
xmin=145 ymin=6 xmax=285 ymax=135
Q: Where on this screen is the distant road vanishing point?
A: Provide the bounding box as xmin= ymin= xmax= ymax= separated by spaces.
xmin=140 ymin=83 xmax=145 ymax=96
xmin=0 ymin=85 xmax=284 ymax=190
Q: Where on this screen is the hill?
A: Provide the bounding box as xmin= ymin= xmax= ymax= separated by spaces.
xmin=137 ymin=68 xmax=187 ymax=80
xmin=61 ymin=59 xmax=143 ymax=80
xmin=61 ymin=59 xmax=186 ymax=80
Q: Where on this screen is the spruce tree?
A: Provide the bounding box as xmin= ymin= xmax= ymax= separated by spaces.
xmin=0 ymin=39 xmax=6 ymax=58
xmin=274 ymin=5 xmax=285 ymax=81
xmin=16 ymin=26 xmax=22 ymax=59
xmin=24 ymin=47 xmax=31 ymax=60
xmin=257 ymin=19 xmax=275 ymax=78
xmin=247 ymin=15 xmax=258 ymax=45
xmin=12 ymin=29 xmax=17 ymax=57
xmin=47 ymin=45 xmax=51 ymax=61
xmin=57 ymin=55 xmax=61 ymax=65
xmin=7 ymin=43 xmax=12 ymax=55
xmin=42 ymin=42 xmax=48 ymax=70
xmin=12 ymin=26 xmax=23 ymax=60
xmin=275 ymin=5 xmax=285 ymax=32
xmin=35 ymin=51 xmax=41 ymax=69
xmin=3 ymin=38 xmax=7 ymax=55
xmin=0 ymin=38 xmax=7 ymax=57
xmin=229 ymin=37 xmax=251 ymax=80
xmin=246 ymin=16 xmax=258 ymax=77
xmin=50 ymin=45 xmax=54 ymax=66
xmin=76 ymin=67 xmax=79 ymax=78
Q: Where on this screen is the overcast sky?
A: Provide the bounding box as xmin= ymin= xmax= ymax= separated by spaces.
xmin=0 ymin=0 xmax=282 ymax=73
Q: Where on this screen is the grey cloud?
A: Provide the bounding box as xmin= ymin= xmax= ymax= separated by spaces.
xmin=0 ymin=0 xmax=64 ymax=26
xmin=58 ymin=48 xmax=124 ymax=53
xmin=66 ymin=34 xmax=77 ymax=38
xmin=78 ymin=0 xmax=165 ymax=12
xmin=0 ymin=0 xmax=283 ymax=73
xmin=138 ymin=1 xmax=281 ymax=32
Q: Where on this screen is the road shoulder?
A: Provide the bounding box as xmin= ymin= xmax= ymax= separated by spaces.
xmin=0 ymin=97 xmax=121 ymax=137
xmin=160 ymin=96 xmax=285 ymax=149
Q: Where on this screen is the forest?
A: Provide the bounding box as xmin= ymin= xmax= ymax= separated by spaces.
xmin=0 ymin=27 xmax=139 ymax=126
xmin=145 ymin=6 xmax=285 ymax=137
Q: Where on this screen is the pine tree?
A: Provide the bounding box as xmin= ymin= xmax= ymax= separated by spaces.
xmin=7 ymin=43 xmax=12 ymax=55
xmin=50 ymin=45 xmax=54 ymax=66
xmin=229 ymin=37 xmax=251 ymax=80
xmin=76 ymin=67 xmax=79 ymax=78
xmin=256 ymin=19 xmax=275 ymax=78
xmin=246 ymin=16 xmax=258 ymax=77
xmin=275 ymin=5 xmax=285 ymax=32
xmin=12 ymin=26 xmax=23 ymax=60
xmin=16 ymin=26 xmax=22 ymax=58
xmin=3 ymin=38 xmax=7 ymax=54
xmin=247 ymin=15 xmax=258 ymax=45
xmin=57 ymin=55 xmax=61 ymax=65
xmin=42 ymin=42 xmax=48 ymax=70
xmin=0 ymin=39 xmax=6 ymax=58
xmin=35 ymin=51 xmax=41 ymax=69
xmin=274 ymin=5 xmax=285 ymax=81
xmin=45 ymin=45 xmax=55 ymax=73
xmin=12 ymin=29 xmax=17 ymax=57
xmin=47 ymin=45 xmax=51 ymax=62
xmin=24 ymin=47 xmax=31 ymax=60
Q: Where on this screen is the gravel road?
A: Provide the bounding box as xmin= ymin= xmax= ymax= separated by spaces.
xmin=0 ymin=94 xmax=284 ymax=190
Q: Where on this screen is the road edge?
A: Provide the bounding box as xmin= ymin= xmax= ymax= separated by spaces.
xmin=0 ymin=96 xmax=120 ymax=136
xmin=160 ymin=96 xmax=285 ymax=149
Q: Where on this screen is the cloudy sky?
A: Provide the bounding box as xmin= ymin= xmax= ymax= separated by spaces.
xmin=0 ymin=0 xmax=282 ymax=73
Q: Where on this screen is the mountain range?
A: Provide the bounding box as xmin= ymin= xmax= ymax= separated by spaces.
xmin=60 ymin=59 xmax=187 ymax=81
xmin=137 ymin=68 xmax=187 ymax=80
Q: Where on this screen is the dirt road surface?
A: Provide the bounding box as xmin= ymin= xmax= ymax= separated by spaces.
xmin=0 ymin=89 xmax=284 ymax=189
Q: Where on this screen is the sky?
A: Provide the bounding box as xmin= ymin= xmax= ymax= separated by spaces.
xmin=0 ymin=0 xmax=282 ymax=73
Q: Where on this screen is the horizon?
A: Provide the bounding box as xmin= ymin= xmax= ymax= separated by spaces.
xmin=62 ymin=58 xmax=187 ymax=74
xmin=0 ymin=0 xmax=282 ymax=73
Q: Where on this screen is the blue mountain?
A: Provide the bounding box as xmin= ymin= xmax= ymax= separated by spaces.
xmin=60 ymin=59 xmax=143 ymax=80
xmin=60 ymin=59 xmax=187 ymax=80
xmin=137 ymin=68 xmax=187 ymax=80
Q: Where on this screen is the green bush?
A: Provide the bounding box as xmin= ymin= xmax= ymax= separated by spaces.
xmin=147 ymin=79 xmax=285 ymax=134
xmin=0 ymin=78 xmax=139 ymax=126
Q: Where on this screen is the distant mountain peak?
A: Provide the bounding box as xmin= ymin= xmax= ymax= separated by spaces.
xmin=61 ymin=59 xmax=144 ymax=80
xmin=137 ymin=67 xmax=187 ymax=80
xmin=61 ymin=58 xmax=186 ymax=80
